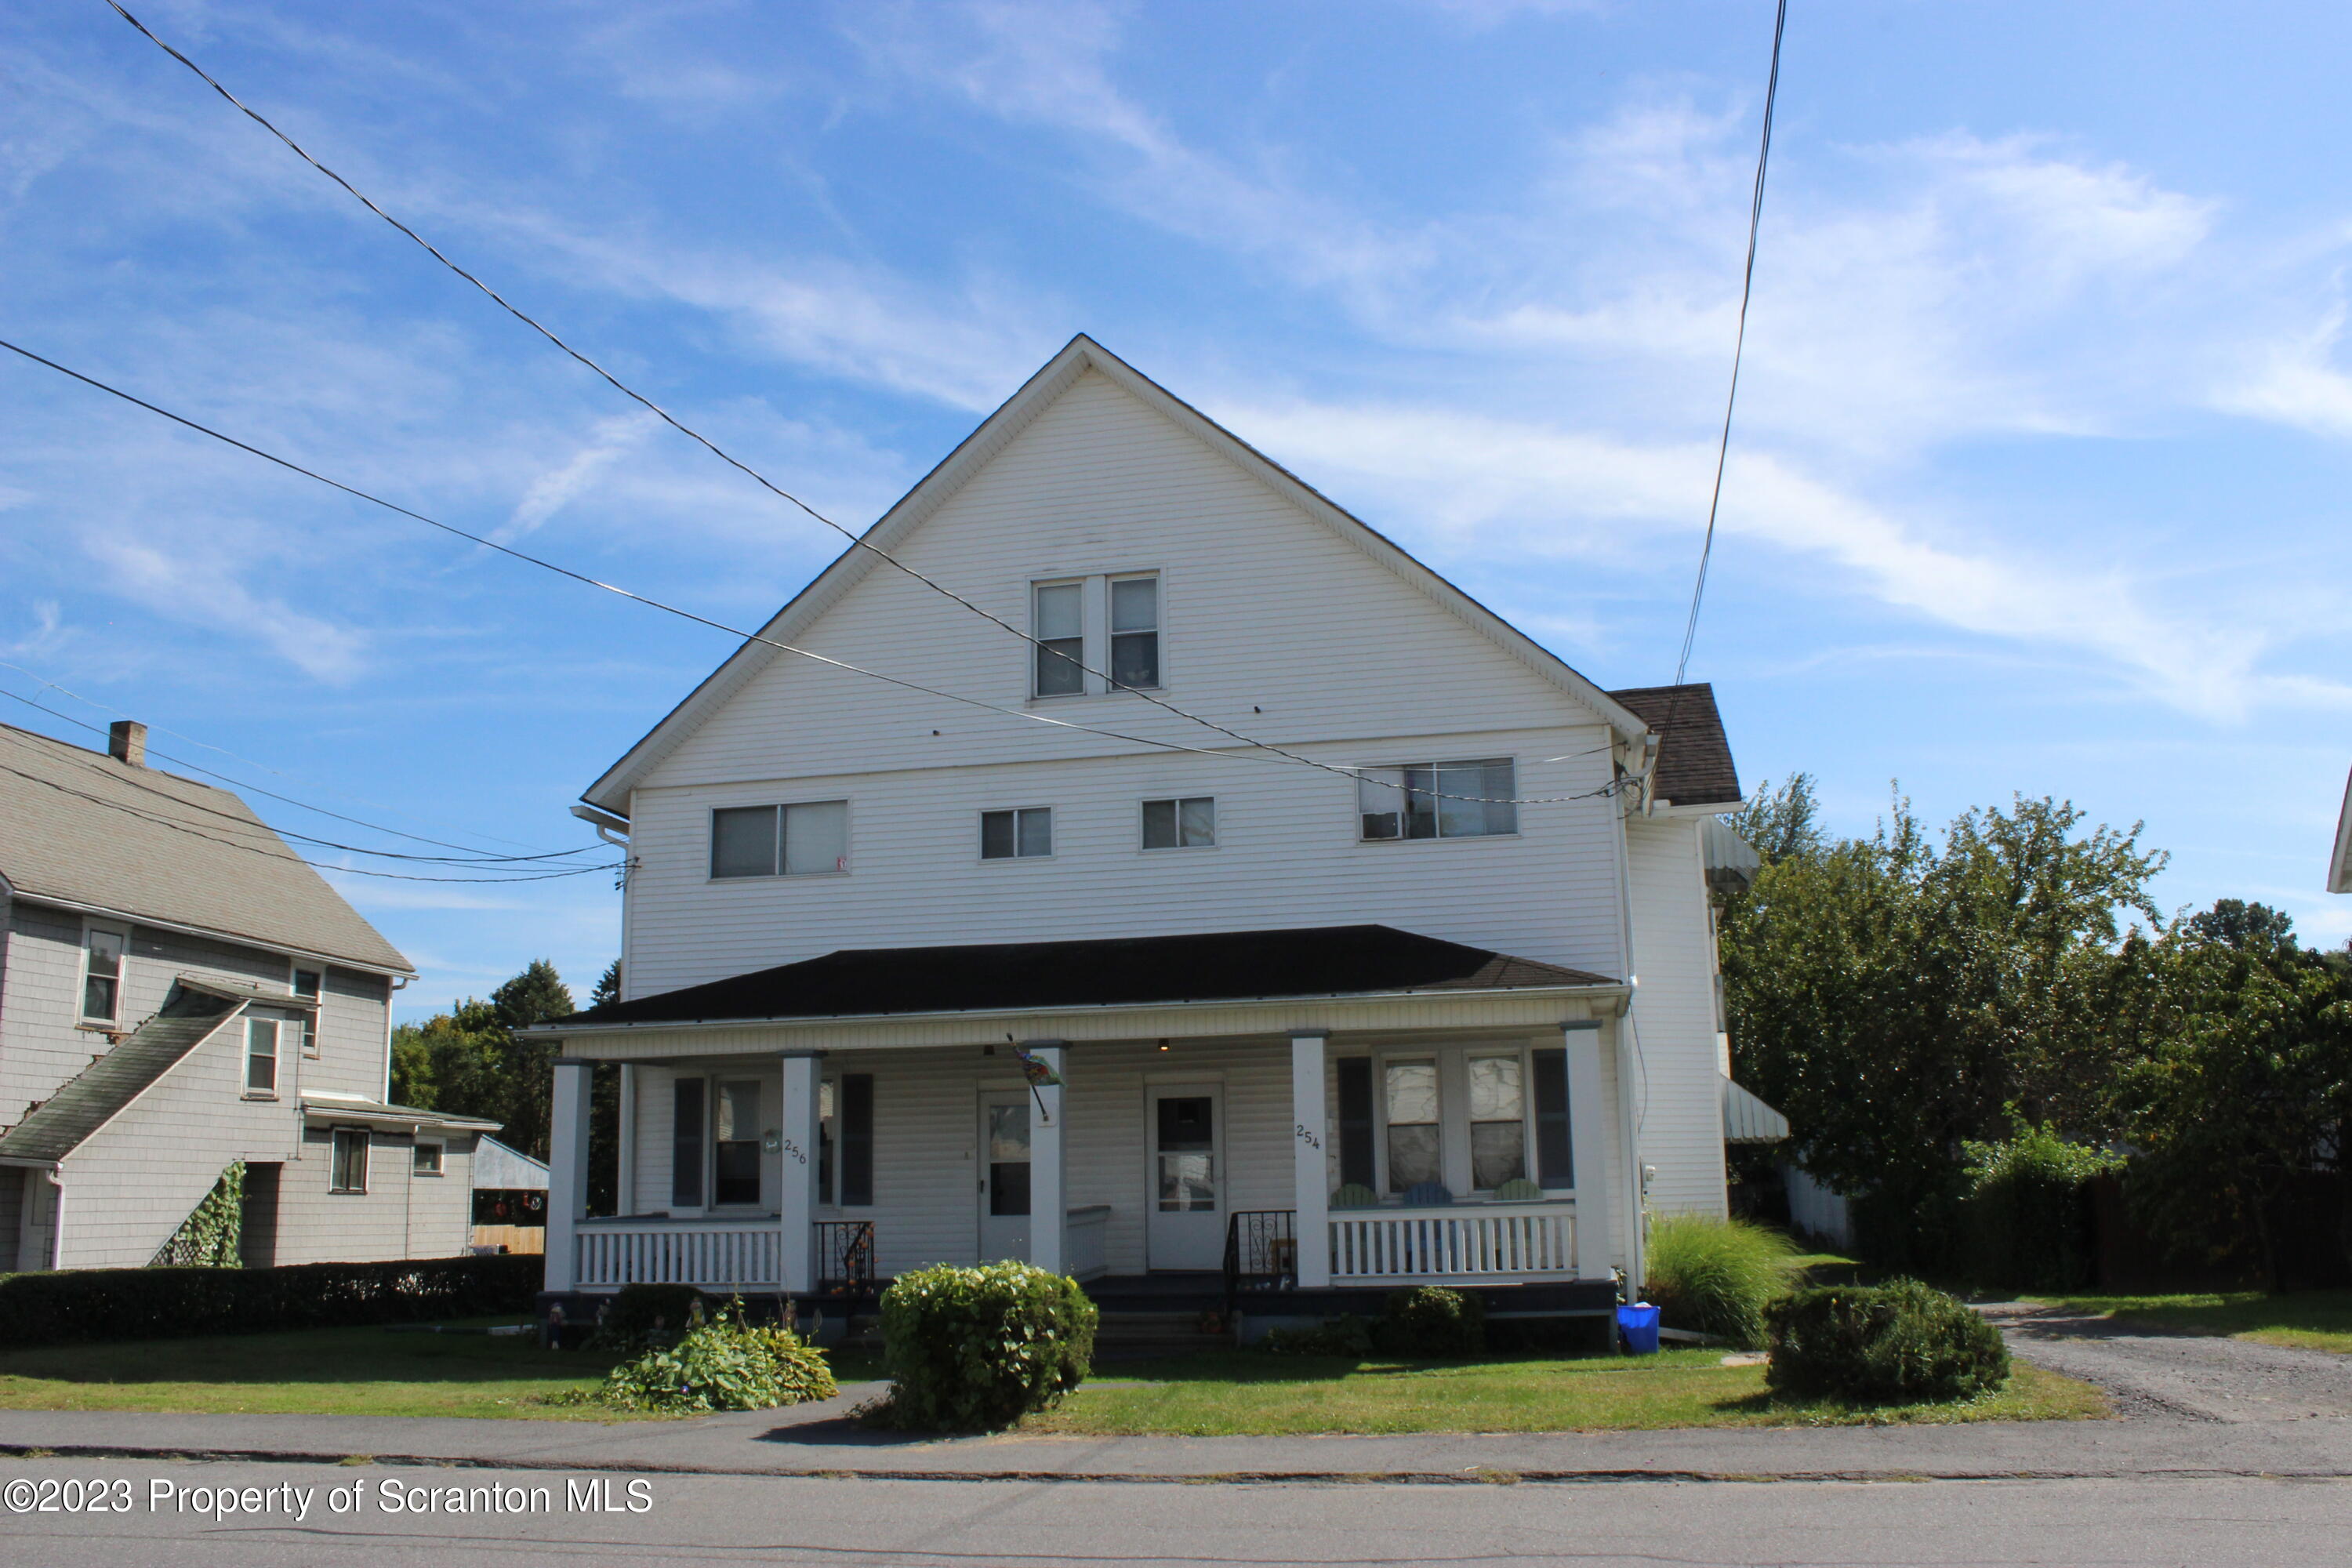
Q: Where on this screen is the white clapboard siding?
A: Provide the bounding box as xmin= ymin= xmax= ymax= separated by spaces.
xmin=1624 ymin=815 xmax=1731 ymax=1220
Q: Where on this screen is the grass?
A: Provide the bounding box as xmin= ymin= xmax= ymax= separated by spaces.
xmin=0 ymin=1319 xmax=645 ymax=1421
xmin=2029 ymin=1288 xmax=2352 ymax=1355
xmin=1021 ymin=1348 xmax=2107 ymax=1436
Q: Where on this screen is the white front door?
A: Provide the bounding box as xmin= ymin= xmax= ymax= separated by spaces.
xmin=978 ymin=1091 xmax=1032 ymax=1262
xmin=1146 ymin=1085 xmax=1224 ymax=1271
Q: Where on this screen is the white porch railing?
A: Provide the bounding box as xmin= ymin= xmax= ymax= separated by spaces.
xmin=1329 ymin=1202 xmax=1576 ymax=1283
xmin=575 ymin=1222 xmax=780 ymax=1289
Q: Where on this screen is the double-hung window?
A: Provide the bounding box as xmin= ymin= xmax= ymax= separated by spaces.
xmin=292 ymin=968 xmax=321 ymax=1056
xmin=1033 ymin=581 xmax=1085 ymax=696
xmin=981 ymin=807 xmax=1052 ymax=860
xmin=710 ymin=800 xmax=849 ymax=878
xmin=245 ymin=1012 xmax=289 ymax=1097
xmin=1357 ymin=758 xmax=1517 ymax=841
xmin=1030 ymin=572 xmax=1161 ymax=695
xmin=1382 ymin=1060 xmax=1441 ymax=1192
xmin=82 ymin=926 xmax=125 ymax=1024
xmin=713 ymin=1079 xmax=763 ymax=1207
xmin=331 ymin=1127 xmax=369 ymax=1193
xmin=1141 ymin=797 xmax=1214 ymax=849
xmin=1467 ymin=1053 xmax=1529 ymax=1190
xmin=1341 ymin=1046 xmax=1560 ymax=1199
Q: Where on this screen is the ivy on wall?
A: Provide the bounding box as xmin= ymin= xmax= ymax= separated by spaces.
xmin=152 ymin=1160 xmax=245 ymax=1268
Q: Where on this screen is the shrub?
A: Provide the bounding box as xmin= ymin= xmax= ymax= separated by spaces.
xmin=1645 ymin=1214 xmax=1802 ymax=1348
xmin=1766 ymin=1279 xmax=2009 ymax=1404
xmin=0 ymin=1255 xmax=542 ymax=1348
xmin=1259 ymin=1314 xmax=1374 ymax=1356
xmin=1960 ymin=1123 xmax=2121 ymax=1292
xmin=588 ymin=1301 xmax=837 ymax=1414
xmin=1377 ymin=1286 xmax=1486 ymax=1356
xmin=877 ymin=1262 xmax=1097 ymax=1431
xmin=587 ymin=1283 xmax=707 ymax=1351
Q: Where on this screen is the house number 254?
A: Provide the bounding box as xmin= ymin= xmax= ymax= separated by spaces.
xmin=1294 ymin=1123 xmax=1321 ymax=1150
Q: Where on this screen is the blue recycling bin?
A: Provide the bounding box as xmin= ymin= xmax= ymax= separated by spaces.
xmin=1617 ymin=1301 xmax=1662 ymax=1355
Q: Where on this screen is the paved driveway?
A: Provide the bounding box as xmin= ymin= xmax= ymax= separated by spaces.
xmin=1983 ymin=1301 xmax=2352 ymax=1421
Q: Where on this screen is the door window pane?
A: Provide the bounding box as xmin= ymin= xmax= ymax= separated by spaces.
xmin=711 ymin=805 xmax=779 ymax=877
xmin=988 ymin=1102 xmax=1031 ymax=1216
xmin=1384 ymin=1061 xmax=1440 ymax=1192
xmin=1035 ymin=582 xmax=1084 ymax=695
xmin=1155 ymin=1095 xmax=1216 ymax=1212
xmin=82 ymin=928 xmax=123 ymax=1021
xmin=782 ymin=800 xmax=849 ymax=875
xmin=713 ymin=1080 xmax=762 ymax=1206
xmin=1109 ymin=575 xmax=1158 ymax=688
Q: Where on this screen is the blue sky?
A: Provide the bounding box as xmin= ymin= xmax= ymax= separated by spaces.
xmin=4 ymin=0 xmax=2348 ymax=1020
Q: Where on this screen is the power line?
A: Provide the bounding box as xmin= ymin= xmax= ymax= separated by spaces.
xmin=1672 ymin=0 xmax=1787 ymax=688
xmin=0 ymin=656 xmax=572 ymax=855
xmin=0 ymin=685 xmax=601 ymax=864
xmin=99 ymin=0 xmax=1510 ymax=786
xmin=0 ymin=757 xmax=619 ymax=884
xmin=0 ymin=337 xmax=1631 ymax=809
xmin=0 ymin=716 xmax=593 ymax=866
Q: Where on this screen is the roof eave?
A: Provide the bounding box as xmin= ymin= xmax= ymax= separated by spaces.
xmin=8 ymin=888 xmax=415 ymax=978
xmin=528 ymin=977 xmax=1632 ymax=1040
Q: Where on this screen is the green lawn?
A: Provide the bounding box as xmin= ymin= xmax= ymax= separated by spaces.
xmin=1022 ymin=1348 xmax=2107 ymax=1436
xmin=0 ymin=1320 xmax=647 ymax=1421
xmin=2030 ymin=1289 xmax=2352 ymax=1355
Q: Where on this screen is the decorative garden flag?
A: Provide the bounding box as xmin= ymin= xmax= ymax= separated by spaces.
xmin=1013 ymin=1045 xmax=1063 ymax=1087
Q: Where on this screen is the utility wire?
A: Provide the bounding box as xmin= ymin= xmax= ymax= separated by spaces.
xmin=0 ymin=758 xmax=618 ymax=884
xmin=101 ymin=0 xmax=1389 ymax=779
xmin=0 ymin=686 xmax=601 ymax=864
xmin=1671 ymin=0 xmax=1787 ymax=688
xmin=0 ymin=337 xmax=1630 ymax=808
xmin=0 ymin=655 xmax=573 ymax=856
xmin=0 ymin=716 xmax=594 ymax=866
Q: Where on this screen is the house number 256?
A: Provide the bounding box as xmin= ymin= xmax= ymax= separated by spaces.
xmin=1294 ymin=1123 xmax=1321 ymax=1150
xmin=779 ymin=1139 xmax=807 ymax=1166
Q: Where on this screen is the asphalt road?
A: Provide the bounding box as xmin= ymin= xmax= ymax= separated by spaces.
xmin=0 ymin=1461 xmax=2347 ymax=1567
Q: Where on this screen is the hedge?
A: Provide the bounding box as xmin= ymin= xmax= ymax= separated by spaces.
xmin=0 ymin=1254 xmax=543 ymax=1348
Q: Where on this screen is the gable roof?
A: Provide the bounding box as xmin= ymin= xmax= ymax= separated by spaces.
xmin=580 ymin=334 xmax=1660 ymax=815
xmin=0 ymin=723 xmax=412 ymax=974
xmin=2332 ymin=765 xmax=2352 ymax=895
xmin=0 ymin=982 xmax=243 ymax=1163
xmin=554 ymin=924 xmax=1615 ymax=1031
xmin=1605 ymin=684 xmax=1742 ymax=808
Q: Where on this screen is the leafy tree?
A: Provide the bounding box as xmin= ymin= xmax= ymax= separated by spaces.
xmin=1720 ymin=784 xmax=2165 ymax=1268
xmin=389 ymin=960 xmax=576 ymax=1162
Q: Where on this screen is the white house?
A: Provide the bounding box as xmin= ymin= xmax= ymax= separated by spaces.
xmin=0 ymin=719 xmax=498 ymax=1269
xmin=531 ymin=336 xmax=1770 ymax=1326
xmin=2331 ymin=765 xmax=2351 ymax=895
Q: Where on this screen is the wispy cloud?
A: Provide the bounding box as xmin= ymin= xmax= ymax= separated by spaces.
xmin=84 ymin=537 xmax=369 ymax=683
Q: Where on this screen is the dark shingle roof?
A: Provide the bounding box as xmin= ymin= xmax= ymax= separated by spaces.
xmin=0 ymin=723 xmax=411 ymax=973
xmin=1605 ymin=683 xmax=1742 ymax=807
xmin=0 ymin=985 xmax=244 ymax=1163
xmin=561 ymin=924 xmax=1616 ymax=1029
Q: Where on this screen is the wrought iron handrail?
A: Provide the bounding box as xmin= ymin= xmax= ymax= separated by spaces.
xmin=815 ymin=1219 xmax=877 ymax=1294
xmin=1222 ymin=1208 xmax=1297 ymax=1317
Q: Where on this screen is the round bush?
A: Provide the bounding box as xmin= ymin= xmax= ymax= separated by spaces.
xmin=1766 ymin=1279 xmax=2009 ymax=1404
xmin=879 ymin=1262 xmax=1098 ymax=1430
xmin=1646 ymin=1214 xmax=1802 ymax=1349
xmin=1377 ymin=1286 xmax=1486 ymax=1357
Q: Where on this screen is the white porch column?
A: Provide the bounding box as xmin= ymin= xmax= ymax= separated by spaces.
xmin=546 ymin=1057 xmax=593 ymax=1292
xmin=1563 ymin=1022 xmax=1614 ymax=1282
xmin=779 ymin=1054 xmax=821 ymax=1295
xmin=1289 ymin=1030 xmax=1331 ymax=1289
xmin=1025 ymin=1042 xmax=1065 ymax=1276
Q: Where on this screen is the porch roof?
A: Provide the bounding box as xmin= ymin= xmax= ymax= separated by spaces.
xmin=557 ymin=925 xmax=1614 ymax=1031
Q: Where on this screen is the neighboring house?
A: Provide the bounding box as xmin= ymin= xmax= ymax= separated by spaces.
xmin=530 ymin=335 xmax=1778 ymax=1324
xmin=2332 ymin=765 xmax=2351 ymax=895
xmin=0 ymin=719 xmax=499 ymax=1269
xmin=471 ymin=1134 xmax=549 ymax=1255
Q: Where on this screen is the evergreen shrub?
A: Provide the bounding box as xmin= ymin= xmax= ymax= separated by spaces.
xmin=1766 ymin=1279 xmax=2009 ymax=1404
xmin=1959 ymin=1124 xmax=2121 ymax=1292
xmin=1646 ymin=1214 xmax=1802 ymax=1348
xmin=0 ymin=1254 xmax=542 ymax=1348
xmin=877 ymin=1262 xmax=1097 ymax=1431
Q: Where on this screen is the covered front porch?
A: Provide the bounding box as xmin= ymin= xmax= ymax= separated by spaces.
xmin=530 ymin=926 xmax=1637 ymax=1323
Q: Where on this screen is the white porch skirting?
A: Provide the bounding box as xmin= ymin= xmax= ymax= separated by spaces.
xmin=1328 ymin=1203 xmax=1576 ymax=1283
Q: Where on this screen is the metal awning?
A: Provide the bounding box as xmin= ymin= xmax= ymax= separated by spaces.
xmin=1722 ymin=1076 xmax=1790 ymax=1143
xmin=299 ymin=1094 xmax=501 ymax=1136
